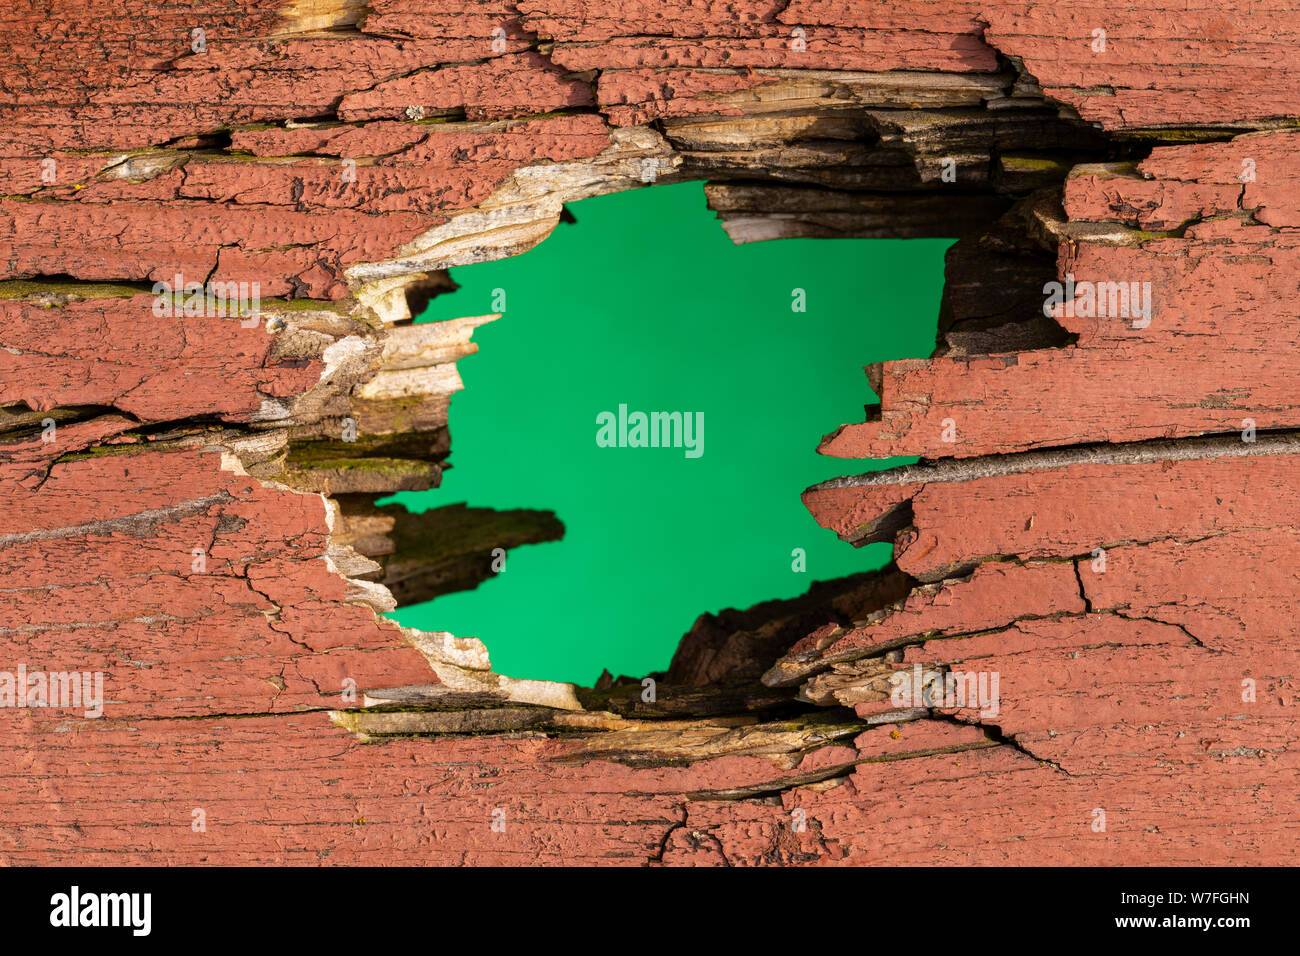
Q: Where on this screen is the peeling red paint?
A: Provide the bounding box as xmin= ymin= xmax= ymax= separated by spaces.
xmin=0 ymin=0 xmax=1296 ymax=866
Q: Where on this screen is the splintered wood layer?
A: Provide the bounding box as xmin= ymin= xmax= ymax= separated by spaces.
xmin=1 ymin=0 xmax=1298 ymax=865
xmin=818 ymin=130 xmax=1300 ymax=461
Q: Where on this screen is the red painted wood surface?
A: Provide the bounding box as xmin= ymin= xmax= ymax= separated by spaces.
xmin=1 ymin=0 xmax=1295 ymax=864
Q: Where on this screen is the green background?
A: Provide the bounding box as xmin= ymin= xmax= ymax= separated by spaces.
xmin=385 ymin=181 xmax=950 ymax=685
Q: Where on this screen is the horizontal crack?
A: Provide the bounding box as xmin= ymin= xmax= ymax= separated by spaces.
xmin=0 ymin=491 xmax=234 ymax=549
xmin=811 ymin=428 xmax=1300 ymax=492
